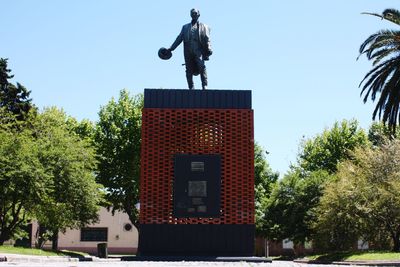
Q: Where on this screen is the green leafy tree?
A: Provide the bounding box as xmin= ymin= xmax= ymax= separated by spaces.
xmin=263 ymin=169 xmax=331 ymax=244
xmin=359 ymin=9 xmax=400 ymax=132
xmin=368 ymin=121 xmax=400 ymax=146
xmin=0 ymin=107 xmax=103 ymax=248
xmin=0 ymin=58 xmax=13 ymax=90
xmin=32 ymin=108 xmax=103 ymax=250
xmin=0 ymin=111 xmax=48 ymax=244
xmin=311 ymin=170 xmax=363 ymax=251
xmin=314 ymin=138 xmax=400 ymax=251
xmin=95 ymin=89 xmax=143 ymax=227
xmin=0 ymin=58 xmax=33 ymax=121
xmin=299 ymin=119 xmax=369 ymax=173
xmin=263 ymin=120 xmax=368 ymax=244
xmin=254 ymin=143 xmax=279 ymax=236
xmin=66 ymin=117 xmax=96 ymax=141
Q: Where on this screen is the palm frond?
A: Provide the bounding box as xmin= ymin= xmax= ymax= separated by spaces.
xmin=372 ymin=67 xmax=400 ymax=131
xmin=359 ymin=32 xmax=383 ymax=55
xmin=373 ymin=72 xmax=397 ymax=117
xmin=362 ymin=9 xmax=400 ymax=26
xmin=359 ymin=57 xmax=396 ymax=89
xmin=382 ymin=71 xmax=400 ymax=122
xmin=359 ymin=10 xmax=400 ymax=132
xmin=359 ymin=30 xmax=400 ymax=60
xmin=361 ymin=58 xmax=400 ymax=103
xmin=361 ymin=12 xmax=383 ymax=20
xmin=363 ymin=65 xmax=393 ymax=102
xmin=370 ymin=47 xmax=398 ymax=65
xmin=383 ymin=9 xmax=400 ymax=26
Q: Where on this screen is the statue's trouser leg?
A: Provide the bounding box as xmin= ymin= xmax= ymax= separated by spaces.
xmin=194 ymin=56 xmax=207 ymax=89
xmin=200 ymin=67 xmax=207 ymax=89
xmin=186 ymin=71 xmax=194 ymax=89
xmin=184 ymin=51 xmax=195 ymax=90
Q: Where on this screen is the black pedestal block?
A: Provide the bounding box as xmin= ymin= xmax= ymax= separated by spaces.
xmin=138 ymin=224 xmax=255 ymax=256
xmin=144 ymin=89 xmax=251 ymax=109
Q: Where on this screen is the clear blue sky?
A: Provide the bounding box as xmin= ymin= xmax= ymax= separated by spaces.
xmin=2 ymin=1 xmax=398 ymax=175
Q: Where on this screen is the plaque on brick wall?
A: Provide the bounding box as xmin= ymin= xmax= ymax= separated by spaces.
xmin=173 ymin=154 xmax=221 ymax=218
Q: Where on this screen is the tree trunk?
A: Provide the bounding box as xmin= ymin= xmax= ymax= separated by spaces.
xmin=51 ymin=230 xmax=58 ymax=251
xmin=392 ymin=233 xmax=400 ymax=252
xmin=0 ymin=230 xmax=10 ymax=245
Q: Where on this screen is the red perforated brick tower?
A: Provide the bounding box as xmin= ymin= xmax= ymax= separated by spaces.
xmin=139 ymin=89 xmax=254 ymax=256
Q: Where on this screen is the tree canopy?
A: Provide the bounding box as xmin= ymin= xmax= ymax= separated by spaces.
xmin=0 ymin=106 xmax=103 ymax=247
xmin=299 ymin=119 xmax=369 ymax=173
xmin=0 ymin=58 xmax=33 ymax=121
xmin=32 ymin=108 xmax=103 ymax=248
xmin=314 ymin=138 xmax=400 ymax=251
xmin=263 ymin=119 xmax=369 ymax=244
xmin=95 ymin=89 xmax=143 ymax=227
xmin=263 ymin=168 xmax=331 ymax=243
xmin=0 ymin=111 xmax=48 ymax=244
xmin=254 ymin=142 xmax=279 ymax=236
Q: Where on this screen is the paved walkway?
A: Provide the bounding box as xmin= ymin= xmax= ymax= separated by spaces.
xmin=0 ymin=261 xmax=370 ymax=267
xmin=0 ymin=254 xmax=376 ymax=267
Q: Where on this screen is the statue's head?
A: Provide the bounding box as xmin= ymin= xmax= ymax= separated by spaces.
xmin=190 ymin=8 xmax=200 ymax=21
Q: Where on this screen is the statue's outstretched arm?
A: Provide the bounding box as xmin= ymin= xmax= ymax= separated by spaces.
xmin=170 ymin=26 xmax=184 ymax=51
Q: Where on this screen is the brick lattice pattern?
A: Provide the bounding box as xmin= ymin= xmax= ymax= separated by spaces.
xmin=140 ymin=108 xmax=254 ymax=225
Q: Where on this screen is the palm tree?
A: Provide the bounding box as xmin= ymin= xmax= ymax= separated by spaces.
xmin=359 ymin=9 xmax=400 ymax=132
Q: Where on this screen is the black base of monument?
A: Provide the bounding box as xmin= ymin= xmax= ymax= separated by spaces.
xmin=138 ymin=224 xmax=255 ymax=256
xmin=122 ymin=256 xmax=272 ymax=263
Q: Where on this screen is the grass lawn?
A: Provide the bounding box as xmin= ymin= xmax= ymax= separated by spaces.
xmin=0 ymin=245 xmax=87 ymax=257
xmin=305 ymin=251 xmax=400 ymax=261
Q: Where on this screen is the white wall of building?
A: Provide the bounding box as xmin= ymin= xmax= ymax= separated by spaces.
xmin=58 ymin=207 xmax=138 ymax=254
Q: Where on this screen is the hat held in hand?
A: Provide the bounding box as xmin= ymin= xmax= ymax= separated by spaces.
xmin=158 ymin=47 xmax=172 ymax=60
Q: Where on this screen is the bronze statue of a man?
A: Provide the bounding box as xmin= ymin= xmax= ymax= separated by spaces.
xmin=168 ymin=8 xmax=212 ymax=90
